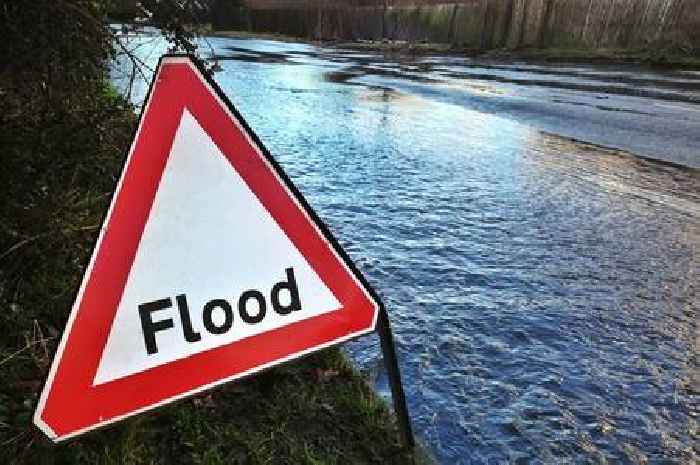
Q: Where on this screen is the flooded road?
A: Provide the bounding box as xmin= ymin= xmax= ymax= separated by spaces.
xmin=112 ymin=34 xmax=699 ymax=464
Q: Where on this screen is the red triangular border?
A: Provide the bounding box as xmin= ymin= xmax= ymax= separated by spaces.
xmin=34 ymin=55 xmax=380 ymax=441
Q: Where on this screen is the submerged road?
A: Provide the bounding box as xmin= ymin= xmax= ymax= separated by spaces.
xmin=323 ymin=51 xmax=700 ymax=170
xmin=113 ymin=33 xmax=699 ymax=465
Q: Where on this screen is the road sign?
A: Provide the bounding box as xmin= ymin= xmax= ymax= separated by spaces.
xmin=34 ymin=55 xmax=380 ymax=442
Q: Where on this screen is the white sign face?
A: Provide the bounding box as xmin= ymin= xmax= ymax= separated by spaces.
xmin=94 ymin=110 xmax=341 ymax=385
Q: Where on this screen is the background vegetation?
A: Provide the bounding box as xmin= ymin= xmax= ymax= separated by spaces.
xmin=0 ymin=1 xmax=420 ymax=463
xmin=209 ymin=0 xmax=700 ymax=60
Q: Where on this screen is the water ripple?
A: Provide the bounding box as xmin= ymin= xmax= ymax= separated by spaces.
xmin=112 ymin=35 xmax=699 ymax=465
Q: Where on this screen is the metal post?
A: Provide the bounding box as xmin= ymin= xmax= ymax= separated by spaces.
xmin=377 ymin=307 xmax=415 ymax=449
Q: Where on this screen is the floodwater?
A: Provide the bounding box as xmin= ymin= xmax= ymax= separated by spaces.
xmin=112 ymin=32 xmax=699 ymax=465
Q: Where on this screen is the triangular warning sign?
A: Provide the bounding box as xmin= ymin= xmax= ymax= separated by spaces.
xmin=34 ymin=55 xmax=380 ymax=441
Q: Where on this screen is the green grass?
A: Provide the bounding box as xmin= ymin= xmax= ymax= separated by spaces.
xmin=0 ymin=81 xmax=428 ymax=464
xmin=24 ymin=349 xmax=421 ymax=465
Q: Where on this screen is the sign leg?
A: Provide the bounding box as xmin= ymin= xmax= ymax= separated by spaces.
xmin=377 ymin=307 xmax=415 ymax=449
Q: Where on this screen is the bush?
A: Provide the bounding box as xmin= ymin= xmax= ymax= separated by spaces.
xmin=0 ymin=1 xmax=137 ymax=460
